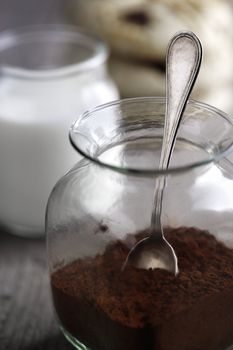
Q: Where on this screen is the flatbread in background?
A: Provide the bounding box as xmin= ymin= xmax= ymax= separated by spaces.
xmin=108 ymin=57 xmax=166 ymax=97
xmin=70 ymin=0 xmax=233 ymax=112
xmin=108 ymin=56 xmax=233 ymax=113
xmin=71 ymin=0 xmax=233 ymax=61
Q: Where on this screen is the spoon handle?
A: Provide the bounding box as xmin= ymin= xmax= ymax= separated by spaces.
xmin=162 ymin=31 xmax=202 ymax=169
xmin=151 ymin=31 xmax=202 ymax=232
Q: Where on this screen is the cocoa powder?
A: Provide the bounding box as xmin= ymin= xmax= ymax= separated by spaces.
xmin=51 ymin=227 xmax=233 ymax=350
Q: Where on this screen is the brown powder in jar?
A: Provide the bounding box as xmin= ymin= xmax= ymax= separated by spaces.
xmin=51 ymin=227 xmax=233 ymax=350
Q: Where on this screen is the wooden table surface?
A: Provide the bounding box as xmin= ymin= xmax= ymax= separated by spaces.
xmin=0 ymin=230 xmax=73 ymax=350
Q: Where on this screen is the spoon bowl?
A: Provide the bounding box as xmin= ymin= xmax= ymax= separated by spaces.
xmin=123 ymin=31 xmax=203 ymax=274
xmin=123 ymin=235 xmax=178 ymax=272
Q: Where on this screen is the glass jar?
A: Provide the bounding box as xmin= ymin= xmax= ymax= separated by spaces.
xmin=0 ymin=24 xmax=118 ymax=237
xmin=47 ymin=97 xmax=233 ymax=350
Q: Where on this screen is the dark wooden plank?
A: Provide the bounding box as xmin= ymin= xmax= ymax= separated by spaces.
xmin=0 ymin=230 xmax=73 ymax=350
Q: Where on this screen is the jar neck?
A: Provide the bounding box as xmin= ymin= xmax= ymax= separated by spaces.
xmin=70 ymin=97 xmax=233 ymax=176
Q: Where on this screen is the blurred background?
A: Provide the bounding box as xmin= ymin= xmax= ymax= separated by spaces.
xmin=70 ymin=0 xmax=233 ymax=114
xmin=0 ymin=0 xmax=233 ymax=114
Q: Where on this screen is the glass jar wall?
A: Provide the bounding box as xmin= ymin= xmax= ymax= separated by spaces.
xmin=47 ymin=97 xmax=233 ymax=350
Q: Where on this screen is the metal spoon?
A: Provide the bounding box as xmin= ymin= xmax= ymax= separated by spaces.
xmin=123 ymin=31 xmax=202 ymax=274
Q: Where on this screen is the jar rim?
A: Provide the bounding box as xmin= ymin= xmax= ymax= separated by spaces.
xmin=0 ymin=24 xmax=108 ymax=80
xmin=70 ymin=97 xmax=233 ymax=176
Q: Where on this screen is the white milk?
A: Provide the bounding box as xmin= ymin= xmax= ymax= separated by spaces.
xmin=0 ymin=67 xmax=118 ymax=236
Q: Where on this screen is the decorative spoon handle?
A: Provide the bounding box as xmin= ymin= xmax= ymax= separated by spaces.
xmin=151 ymin=31 xmax=203 ymax=233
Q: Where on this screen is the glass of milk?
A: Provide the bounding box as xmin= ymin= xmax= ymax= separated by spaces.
xmin=0 ymin=24 xmax=119 ymax=237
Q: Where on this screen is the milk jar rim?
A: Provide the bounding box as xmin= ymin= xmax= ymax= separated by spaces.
xmin=0 ymin=24 xmax=108 ymax=80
